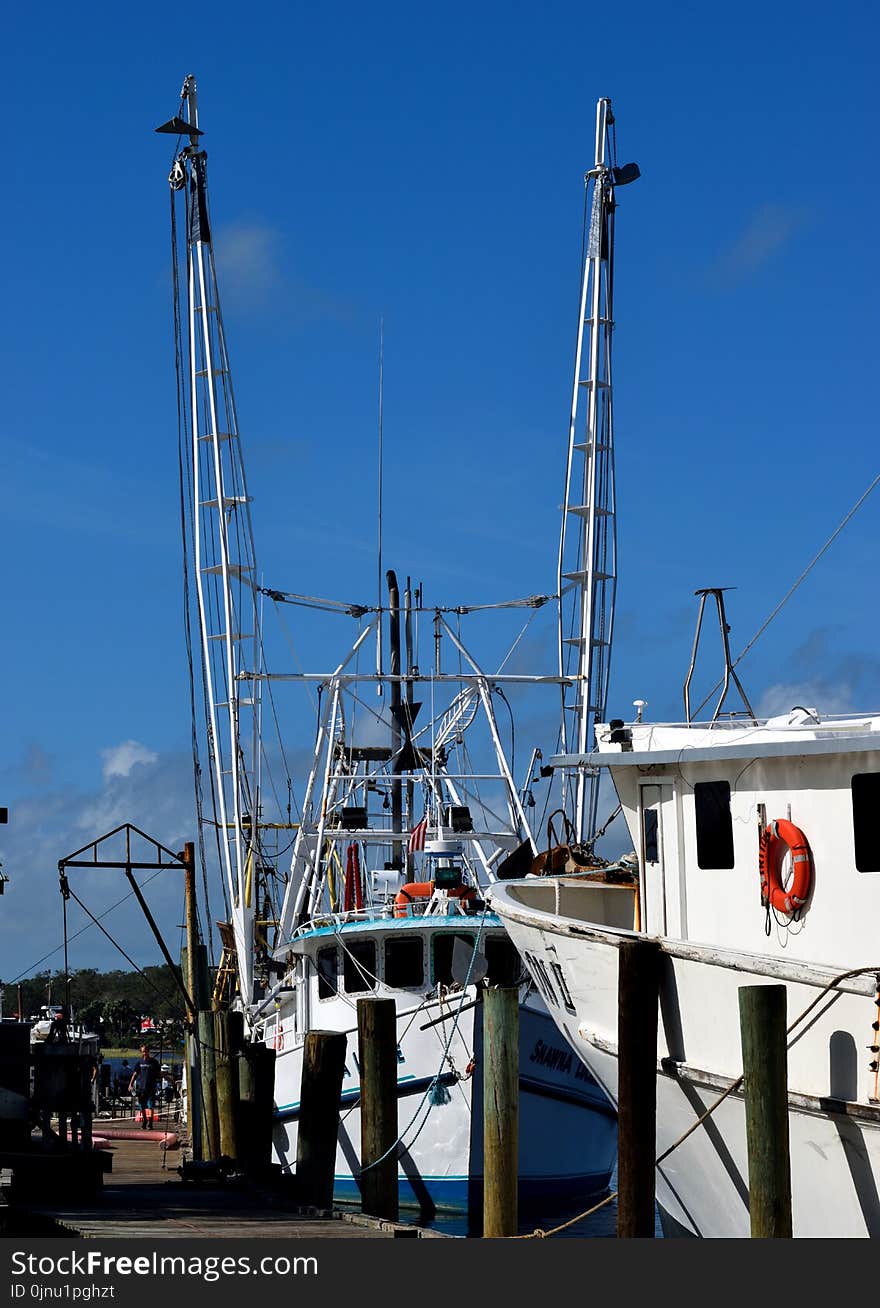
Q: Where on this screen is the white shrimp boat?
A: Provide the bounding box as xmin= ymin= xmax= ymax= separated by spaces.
xmin=160 ymin=75 xmax=616 ymax=1215
xmin=490 ymin=99 xmax=880 ymax=1237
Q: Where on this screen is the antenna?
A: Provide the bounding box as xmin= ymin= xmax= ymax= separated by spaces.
xmin=376 ymin=316 xmax=384 ymax=695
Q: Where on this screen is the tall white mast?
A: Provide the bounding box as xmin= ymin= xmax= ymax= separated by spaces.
xmin=163 ymin=75 xmax=261 ymax=1004
xmin=557 ymin=97 xmax=638 ymax=844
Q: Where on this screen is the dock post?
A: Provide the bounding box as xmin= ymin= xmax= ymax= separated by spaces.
xmin=617 ymin=937 xmax=661 ymax=1237
xmin=483 ymin=985 xmax=519 ymax=1237
xmin=182 ymin=843 xmax=203 ymax=1161
xmin=214 ymin=1009 xmax=239 ymax=1161
xmin=296 ymin=1030 xmax=347 ymax=1209
xmin=197 ymin=1009 xmax=221 ymax=1159
xmin=738 ymin=984 xmax=792 ymax=1237
xmin=238 ymin=1042 xmax=276 ymax=1175
xmin=357 ymin=997 xmax=398 ymax=1221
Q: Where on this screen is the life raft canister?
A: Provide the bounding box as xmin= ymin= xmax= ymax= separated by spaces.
xmin=393 ymin=881 xmax=478 ymax=919
xmin=759 ymin=818 xmax=813 ymax=915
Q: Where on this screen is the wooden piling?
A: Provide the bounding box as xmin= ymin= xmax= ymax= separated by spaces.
xmin=296 ymin=1030 xmax=347 ymax=1209
xmin=483 ymin=985 xmax=519 ymax=1237
xmin=238 ymin=1042 xmax=276 ymax=1174
xmin=738 ymin=984 xmax=792 ymax=1238
xmin=357 ymin=997 xmax=399 ymax=1221
xmin=197 ymin=1009 xmax=221 ymax=1160
xmin=214 ymin=1009 xmax=239 ymax=1161
xmin=617 ymin=936 xmax=661 ymax=1237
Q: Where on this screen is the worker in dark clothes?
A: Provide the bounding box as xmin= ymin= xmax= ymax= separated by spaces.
xmin=128 ymin=1045 xmax=161 ymax=1130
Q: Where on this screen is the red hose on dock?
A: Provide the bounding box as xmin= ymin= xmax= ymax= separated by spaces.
xmin=92 ymin=1126 xmax=179 ymax=1147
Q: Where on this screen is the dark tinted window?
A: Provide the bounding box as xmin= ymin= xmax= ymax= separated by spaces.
xmin=432 ymin=933 xmax=475 ymax=986
xmin=643 ymin=809 xmax=659 ymax=863
xmin=343 ymin=939 xmax=377 ymax=993
xmin=316 ymin=947 xmax=338 ymax=999
xmin=385 ymin=936 xmax=424 ymax=987
xmin=852 ymin=774 xmax=880 ymax=871
xmin=694 ymin=780 xmax=734 ymax=869
xmin=484 ymin=937 xmax=523 ymax=987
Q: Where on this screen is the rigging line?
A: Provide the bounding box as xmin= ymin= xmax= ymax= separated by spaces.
xmin=63 ymin=885 xmax=175 ymax=1008
xmin=495 ymin=604 xmax=542 ymax=674
xmin=693 ymin=471 xmax=880 ymax=718
xmin=257 ymin=622 xmax=299 ymax=817
xmin=269 ymin=597 xmax=319 ymax=715
xmin=8 ymin=871 xmax=167 ymax=983
xmin=257 ymin=591 xmax=554 ymax=615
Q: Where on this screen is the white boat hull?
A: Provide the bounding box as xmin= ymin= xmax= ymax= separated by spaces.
xmin=268 ymin=991 xmax=616 ymax=1212
xmin=490 ymin=883 xmax=880 ymax=1237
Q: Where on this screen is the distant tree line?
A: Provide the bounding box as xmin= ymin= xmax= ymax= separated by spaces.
xmin=0 ymin=966 xmax=188 ymax=1044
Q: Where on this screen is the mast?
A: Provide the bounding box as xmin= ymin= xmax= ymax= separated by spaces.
xmin=160 ymin=75 xmax=261 ymax=1005
xmin=557 ymin=97 xmax=639 ymax=844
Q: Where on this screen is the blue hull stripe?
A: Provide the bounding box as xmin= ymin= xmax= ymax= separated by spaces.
xmin=276 ymin=1068 xmax=612 ymax=1123
xmin=274 ymin=1070 xmax=458 ymax=1123
xmin=332 ymin=1170 xmax=612 ymax=1212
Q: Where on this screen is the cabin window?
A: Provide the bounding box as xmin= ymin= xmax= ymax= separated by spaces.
xmin=316 ymin=947 xmax=338 ymax=1000
xmin=343 ymin=939 xmax=377 ymax=993
xmin=643 ymin=809 xmax=659 ymax=863
xmin=385 ymin=936 xmax=424 ymax=988
xmin=432 ymin=933 xmax=476 ymax=986
xmin=694 ymin=780 xmax=735 ymax=869
xmin=484 ymin=937 xmax=523 ymax=987
xmin=852 ymin=774 xmax=880 ymax=871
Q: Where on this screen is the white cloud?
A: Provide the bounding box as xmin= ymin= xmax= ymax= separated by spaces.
xmin=0 ymin=746 xmax=204 ymax=983
xmin=101 ymin=740 xmax=159 ymax=781
xmin=709 ymin=203 xmax=809 ymax=287
xmin=214 ymin=220 xmax=281 ymax=307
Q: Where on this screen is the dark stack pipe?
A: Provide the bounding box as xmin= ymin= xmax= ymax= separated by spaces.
xmin=387 ymin=570 xmax=403 ymax=870
xmin=404 ymin=577 xmax=415 ymax=882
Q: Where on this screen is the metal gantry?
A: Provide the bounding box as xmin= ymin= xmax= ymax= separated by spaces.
xmin=557 ymin=97 xmax=638 ymax=844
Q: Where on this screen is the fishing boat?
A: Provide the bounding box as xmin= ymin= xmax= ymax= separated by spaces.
xmin=489 ymin=100 xmax=880 ymax=1237
xmin=159 ymin=75 xmax=616 ymax=1215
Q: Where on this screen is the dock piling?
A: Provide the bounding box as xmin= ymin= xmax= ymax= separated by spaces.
xmin=237 ymin=1042 xmax=276 ymax=1174
xmin=738 ymin=983 xmax=792 ymax=1237
xmin=214 ymin=1009 xmax=239 ymax=1162
xmin=617 ymin=937 xmax=661 ymax=1237
xmin=197 ymin=1009 xmax=221 ymax=1160
xmin=296 ymin=1030 xmax=347 ymax=1209
xmin=483 ymin=985 xmax=519 ymax=1237
xmin=357 ymin=997 xmax=399 ymax=1221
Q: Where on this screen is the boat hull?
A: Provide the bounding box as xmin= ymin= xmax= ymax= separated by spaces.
xmin=490 ymin=882 xmax=880 ymax=1237
xmin=269 ymin=994 xmax=616 ymax=1213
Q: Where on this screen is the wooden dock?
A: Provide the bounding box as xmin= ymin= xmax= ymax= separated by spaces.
xmin=15 ymin=1134 xmax=443 ymax=1239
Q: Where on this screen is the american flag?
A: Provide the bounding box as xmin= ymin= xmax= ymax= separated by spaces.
xmin=408 ymin=817 xmax=428 ymax=853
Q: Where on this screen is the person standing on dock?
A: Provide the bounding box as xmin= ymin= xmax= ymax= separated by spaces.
xmin=128 ymin=1045 xmax=161 ymax=1130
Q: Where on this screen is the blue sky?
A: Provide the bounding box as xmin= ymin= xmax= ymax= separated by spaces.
xmin=1 ymin=0 xmax=877 ymax=985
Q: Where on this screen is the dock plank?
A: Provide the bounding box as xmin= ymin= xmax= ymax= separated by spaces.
xmin=19 ymin=1137 xmax=435 ymax=1239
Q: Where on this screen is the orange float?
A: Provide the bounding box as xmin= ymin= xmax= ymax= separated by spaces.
xmin=759 ymin=818 xmax=813 ymax=914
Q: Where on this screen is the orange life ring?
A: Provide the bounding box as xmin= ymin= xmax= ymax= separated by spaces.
xmin=393 ymin=881 xmax=478 ymax=919
xmin=759 ymin=818 xmax=812 ymax=914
